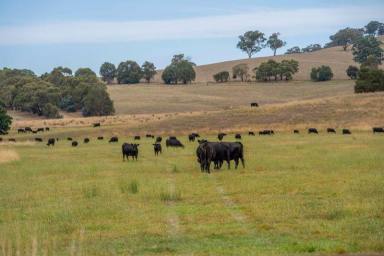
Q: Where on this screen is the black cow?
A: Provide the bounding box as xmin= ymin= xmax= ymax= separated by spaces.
xmin=169 ymin=136 xmax=177 ymax=140
xmin=235 ymin=134 xmax=242 ymax=139
xmin=72 ymin=141 xmax=78 ymax=147
xmin=166 ymin=137 xmax=184 ymax=148
xmin=188 ymin=134 xmax=196 ymax=142
xmin=327 ymin=128 xmax=336 ymax=133
xmin=47 ymin=138 xmax=55 ymax=146
xmin=9 ymin=138 xmax=16 ymax=142
xmin=109 ymin=136 xmax=118 ymax=143
xmin=373 ymin=127 xmax=384 ymax=133
xmin=308 ymin=128 xmax=318 ymax=134
xmin=97 ymin=136 xmax=104 ymax=140
xmin=84 ymin=138 xmax=90 ymax=143
xmin=45 ymin=127 xmax=50 ymax=131
xmin=0 ymin=137 xmax=2 ymax=142
xmin=93 ymin=123 xmax=101 ymax=128
xmin=146 ymin=134 xmax=154 ymax=138
xmin=218 ymin=133 xmax=227 ymax=141
xmin=122 ymin=143 xmax=139 ymax=161
xmin=134 ymin=136 xmax=141 ymax=140
xmin=17 ymin=128 xmax=25 ymax=133
xmin=250 ymin=102 xmax=259 ymax=107
xmin=248 ymin=131 xmax=255 ymax=136
xmin=25 ymin=127 xmax=32 ymax=132
xmin=342 ymin=129 xmax=351 ymax=135
xmin=221 ymin=142 xmax=245 ymax=169
xmin=67 ymin=137 xmax=73 ymax=141
xmin=259 ymin=130 xmax=274 ymax=135
xmin=153 ymin=143 xmax=162 ymax=156
xmin=156 ymin=136 xmax=162 ymax=143
xmin=293 ymin=130 xmax=300 ymax=134
xmin=191 ymin=133 xmax=200 ymax=138
xmin=37 ymin=128 xmax=44 ymax=132
xmin=35 ymin=138 xmax=43 ymax=142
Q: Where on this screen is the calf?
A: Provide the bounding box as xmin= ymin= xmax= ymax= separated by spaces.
xmin=72 ymin=141 xmax=78 ymax=147
xmin=342 ymin=129 xmax=351 ymax=135
xmin=122 ymin=143 xmax=139 ymax=161
xmin=373 ymin=127 xmax=384 ymax=133
xmin=308 ymin=128 xmax=318 ymax=134
xmin=166 ymin=137 xmax=184 ymax=148
xmin=93 ymin=123 xmax=101 ymax=128
xmin=84 ymin=138 xmax=90 ymax=143
xmin=250 ymin=102 xmax=259 ymax=107
xmin=327 ymin=128 xmax=336 ymax=133
xmin=153 ymin=143 xmax=162 ymax=156
xmin=47 ymin=138 xmax=55 ymax=146
xmin=109 ymin=136 xmax=118 ymax=143
xmin=235 ymin=134 xmax=242 ymax=139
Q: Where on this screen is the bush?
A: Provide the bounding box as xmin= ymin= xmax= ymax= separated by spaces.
xmin=310 ymin=66 xmax=333 ymax=81
xmin=213 ymin=71 xmax=230 ymax=83
xmin=354 ymin=67 xmax=384 ymax=93
xmin=0 ymin=100 xmax=12 ymax=134
xmin=346 ymin=66 xmax=359 ymax=80
xmin=81 ymin=86 xmax=115 ymax=116
xmin=116 ymin=60 xmax=142 ymax=84
xmin=254 ymin=59 xmax=299 ymax=81
xmin=42 ymin=103 xmax=62 ymax=119
xmin=232 ymin=64 xmax=249 ymax=82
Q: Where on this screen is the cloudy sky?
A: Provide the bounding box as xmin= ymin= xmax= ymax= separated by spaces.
xmin=0 ymin=0 xmax=383 ymax=74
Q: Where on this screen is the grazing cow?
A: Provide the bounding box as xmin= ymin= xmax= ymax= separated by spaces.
xmin=248 ymin=131 xmax=255 ymax=136
xmin=259 ymin=130 xmax=274 ymax=135
xmin=191 ymin=133 xmax=200 ymax=138
xmin=342 ymin=129 xmax=351 ymax=135
xmin=109 ymin=136 xmax=118 ymax=143
xmin=196 ymin=142 xmax=216 ymax=173
xmin=218 ymin=133 xmax=227 ymax=141
xmin=97 ymin=136 xmax=104 ymax=140
xmin=9 ymin=138 xmax=16 ymax=142
xmin=153 ymin=143 xmax=162 ymax=156
xmin=327 ymin=128 xmax=336 ymax=133
xmin=35 ymin=138 xmax=43 ymax=142
xmin=235 ymin=134 xmax=242 ymax=139
xmin=84 ymin=138 xmax=90 ymax=143
xmin=67 ymin=137 xmax=73 ymax=141
xmin=169 ymin=136 xmax=177 ymax=140
xmin=47 ymin=138 xmax=55 ymax=146
xmin=166 ymin=137 xmax=184 ymax=148
xmin=156 ymin=136 xmax=162 ymax=143
xmin=37 ymin=128 xmax=44 ymax=132
xmin=45 ymin=127 xmax=50 ymax=131
xmin=93 ymin=123 xmax=101 ymax=127
xmin=134 ymin=136 xmax=141 ymax=140
xmin=17 ymin=128 xmax=25 ymax=133
xmin=72 ymin=141 xmax=78 ymax=147
xmin=146 ymin=134 xmax=154 ymax=138
xmin=122 ymin=143 xmax=139 ymax=161
xmin=250 ymin=102 xmax=259 ymax=107
xmin=308 ymin=128 xmax=318 ymax=134
xmin=32 ymin=130 xmax=37 ymax=134
xmin=25 ymin=127 xmax=32 ymax=132
xmin=188 ymin=134 xmax=196 ymax=142
xmin=293 ymin=130 xmax=300 ymax=134
xmin=373 ymin=127 xmax=384 ymax=133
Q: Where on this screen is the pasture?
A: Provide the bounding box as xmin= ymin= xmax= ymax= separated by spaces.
xmin=0 ymin=130 xmax=383 ymax=255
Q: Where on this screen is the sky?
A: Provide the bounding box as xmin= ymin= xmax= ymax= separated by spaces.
xmin=0 ymin=0 xmax=383 ymax=74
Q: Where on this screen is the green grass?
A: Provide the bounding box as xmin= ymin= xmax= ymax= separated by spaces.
xmin=0 ymin=131 xmax=383 ymax=255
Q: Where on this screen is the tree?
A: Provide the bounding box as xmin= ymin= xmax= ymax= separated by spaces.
xmin=267 ymin=33 xmax=286 ymax=56
xmin=254 ymin=59 xmax=299 ymax=81
xmin=82 ymin=86 xmax=115 ymax=116
xmin=355 ymin=67 xmax=384 ymax=93
xmin=302 ymin=44 xmax=322 ymax=53
xmin=365 ymin=21 xmax=381 ymax=35
xmin=116 ymin=60 xmax=142 ymax=84
xmin=378 ymin=24 xmax=384 ymax=36
xmin=352 ymin=35 xmax=383 ymax=64
xmin=161 ymin=55 xmax=195 ymax=84
xmin=53 ymin=66 xmax=72 ymax=76
xmin=346 ymin=66 xmax=359 ymax=80
xmin=99 ymin=62 xmax=116 ymax=84
xmin=361 ymin=55 xmax=380 ymax=69
xmin=237 ymin=31 xmax=266 ymax=58
xmin=232 ymin=64 xmax=249 ymax=82
xmin=311 ymin=66 xmax=333 ymax=81
xmin=141 ymin=61 xmax=157 ymax=83
xmin=327 ymin=28 xmax=364 ymax=51
xmin=0 ymin=100 xmax=12 ymax=134
xmin=75 ymin=68 xmax=98 ymax=83
xmin=285 ymin=46 xmax=301 ymax=54
xmin=42 ymin=103 xmax=62 ymax=119
xmin=213 ymin=71 xmax=230 ymax=83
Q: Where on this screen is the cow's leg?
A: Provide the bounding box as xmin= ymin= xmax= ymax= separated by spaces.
xmin=234 ymin=158 xmax=239 ymax=169
xmin=241 ymin=158 xmax=245 ymax=168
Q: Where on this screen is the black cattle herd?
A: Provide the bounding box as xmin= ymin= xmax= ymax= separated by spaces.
xmin=1 ymin=124 xmax=384 ymax=174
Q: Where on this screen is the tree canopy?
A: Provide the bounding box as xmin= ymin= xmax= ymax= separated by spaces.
xmin=266 ymin=33 xmax=286 ymax=56
xmin=232 ymin=64 xmax=249 ymax=82
xmin=99 ymin=62 xmax=116 ymax=84
xmin=237 ymin=31 xmax=266 ymax=58
xmin=327 ymin=27 xmax=364 ymax=50
xmin=0 ymin=100 xmax=12 ymax=135
xmin=117 ymin=60 xmax=143 ymax=84
xmin=162 ymin=55 xmax=195 ymax=84
xmin=254 ymin=59 xmax=299 ymax=81
xmin=310 ymin=66 xmax=333 ymax=81
xmin=141 ymin=61 xmax=157 ymax=83
xmin=352 ymin=35 xmax=383 ymax=64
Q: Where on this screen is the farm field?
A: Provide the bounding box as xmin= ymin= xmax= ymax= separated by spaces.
xmin=0 ymin=131 xmax=383 ymax=255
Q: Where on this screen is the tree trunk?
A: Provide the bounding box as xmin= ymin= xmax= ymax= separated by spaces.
xmin=274 ymin=49 xmax=277 ymax=56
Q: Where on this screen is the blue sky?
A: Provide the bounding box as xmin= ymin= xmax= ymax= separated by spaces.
xmin=0 ymin=0 xmax=383 ymax=74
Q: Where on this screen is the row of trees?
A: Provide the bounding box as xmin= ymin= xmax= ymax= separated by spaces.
xmin=99 ymin=61 xmax=157 ymax=84
xmin=0 ymin=67 xmax=115 ymax=118
xmin=237 ymin=31 xmax=286 ymax=58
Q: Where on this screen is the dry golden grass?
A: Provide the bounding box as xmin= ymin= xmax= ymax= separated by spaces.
xmin=0 ymin=149 xmax=20 ymax=164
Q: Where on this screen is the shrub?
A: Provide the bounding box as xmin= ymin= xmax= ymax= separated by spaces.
xmin=254 ymin=59 xmax=299 ymax=81
xmin=346 ymin=66 xmax=359 ymax=80
xmin=232 ymin=64 xmax=249 ymax=82
xmin=0 ymin=100 xmax=12 ymax=134
xmin=310 ymin=66 xmax=333 ymax=81
xmin=41 ymin=103 xmax=62 ymax=119
xmin=116 ymin=60 xmax=142 ymax=84
xmin=213 ymin=71 xmax=230 ymax=83
xmin=82 ymin=86 xmax=115 ymax=116
xmin=354 ymin=67 xmax=384 ymax=93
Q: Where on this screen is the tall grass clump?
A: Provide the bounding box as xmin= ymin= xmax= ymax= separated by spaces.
xmin=160 ymin=190 xmax=181 ymax=202
xmin=120 ymin=180 xmax=139 ymax=194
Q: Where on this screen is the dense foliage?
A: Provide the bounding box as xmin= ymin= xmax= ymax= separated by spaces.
xmin=346 ymin=66 xmax=359 ymax=80
xmin=266 ymin=33 xmax=286 ymax=56
xmin=99 ymin=62 xmax=116 ymax=84
xmin=352 ymin=36 xmax=383 ymax=65
xmin=355 ymin=67 xmax=384 ymax=93
xmin=0 ymin=67 xmax=115 ymax=118
xmin=116 ymin=60 xmax=143 ymax=84
xmin=310 ymin=66 xmax=333 ymax=81
xmin=213 ymin=71 xmax=230 ymax=83
xmin=326 ymin=27 xmax=364 ymax=51
xmin=237 ymin=31 xmax=266 ymax=58
xmin=141 ymin=61 xmax=157 ymax=83
xmin=162 ymin=54 xmax=196 ymax=84
xmin=254 ymin=59 xmax=299 ymax=81
xmin=0 ymin=100 xmax=12 ymax=134
xmin=232 ymin=64 xmax=249 ymax=82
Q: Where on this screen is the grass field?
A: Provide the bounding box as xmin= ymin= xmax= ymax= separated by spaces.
xmin=0 ymin=131 xmax=383 ymax=255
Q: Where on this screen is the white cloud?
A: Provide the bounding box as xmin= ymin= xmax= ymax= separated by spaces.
xmin=0 ymin=6 xmax=382 ymax=45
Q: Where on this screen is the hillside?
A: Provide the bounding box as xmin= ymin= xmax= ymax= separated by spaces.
xmin=153 ymin=44 xmax=382 ymax=83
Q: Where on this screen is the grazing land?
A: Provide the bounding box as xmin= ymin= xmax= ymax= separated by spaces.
xmin=0 ymin=132 xmax=383 ymax=255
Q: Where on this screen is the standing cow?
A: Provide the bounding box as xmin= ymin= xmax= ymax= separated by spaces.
xmin=122 ymin=143 xmax=139 ymax=161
